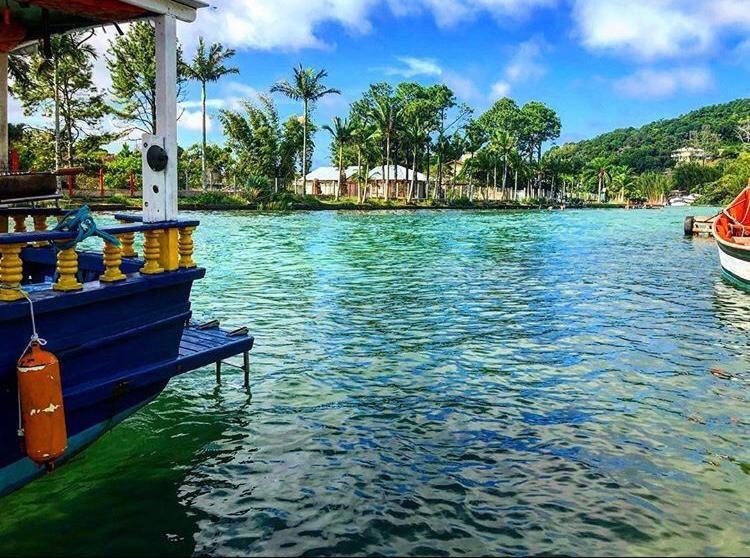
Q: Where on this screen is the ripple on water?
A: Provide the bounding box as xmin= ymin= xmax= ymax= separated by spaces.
xmin=1 ymin=208 xmax=749 ymax=557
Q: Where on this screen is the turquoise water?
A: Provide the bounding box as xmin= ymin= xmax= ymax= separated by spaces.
xmin=2 ymin=207 xmax=750 ymax=556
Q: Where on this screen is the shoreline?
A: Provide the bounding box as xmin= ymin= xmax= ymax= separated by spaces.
xmin=68 ymin=198 xmax=631 ymax=212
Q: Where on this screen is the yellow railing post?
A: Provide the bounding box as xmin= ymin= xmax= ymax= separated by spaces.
xmin=159 ymin=228 xmax=179 ymax=272
xmin=100 ymin=240 xmax=126 ymax=283
xmin=0 ymin=243 xmax=25 ymax=302
xmin=140 ymin=230 xmax=164 ymax=275
xmin=53 ymin=246 xmax=83 ymax=292
xmin=178 ymin=226 xmax=197 ymax=269
xmin=33 ymin=215 xmax=48 ymax=247
xmin=120 ymin=230 xmax=137 ymax=258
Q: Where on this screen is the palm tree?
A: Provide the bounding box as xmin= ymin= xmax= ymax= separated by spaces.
xmin=271 ymin=65 xmax=340 ymax=194
xmin=494 ymin=130 xmax=516 ymax=198
xmin=350 ymin=121 xmax=378 ymax=203
xmin=322 ymin=117 xmax=354 ymax=200
xmin=186 ymin=38 xmax=239 ymax=190
xmin=403 ymin=115 xmax=429 ymax=202
xmin=584 ymin=157 xmax=612 ymax=202
xmin=368 ymin=93 xmax=401 ymax=201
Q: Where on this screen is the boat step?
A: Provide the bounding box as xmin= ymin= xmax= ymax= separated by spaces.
xmin=181 ymin=324 xmax=255 ymax=388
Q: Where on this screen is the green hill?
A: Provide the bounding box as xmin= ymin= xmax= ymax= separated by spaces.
xmin=561 ymin=98 xmax=750 ymax=174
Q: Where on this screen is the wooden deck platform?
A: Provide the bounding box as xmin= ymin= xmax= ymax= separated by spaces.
xmin=180 ymin=324 xmax=255 ymax=386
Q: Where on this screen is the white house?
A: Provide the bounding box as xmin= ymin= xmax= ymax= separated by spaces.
xmin=671 ymin=147 xmax=708 ymax=165
xmin=303 ymin=166 xmax=359 ymax=195
xmin=302 ymin=164 xmax=428 ymax=198
xmin=367 ymin=165 xmax=428 ymax=199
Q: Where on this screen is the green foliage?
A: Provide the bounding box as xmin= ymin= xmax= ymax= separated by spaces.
xmin=219 ymin=94 xmax=301 ymax=187
xmin=256 ymin=192 xmax=325 ymax=210
xmin=642 ymin=172 xmax=672 ymax=203
xmin=271 ymin=64 xmax=340 ymax=184
xmin=181 ymin=192 xmax=245 ymax=207
xmin=561 ymin=99 xmax=750 ymax=174
xmin=105 ymin=145 xmax=141 ymax=190
xmin=107 ymin=22 xmax=187 ymax=134
xmin=12 ymin=32 xmax=112 ymax=168
xmin=699 ymin=152 xmax=750 ymax=204
xmin=9 ymin=127 xmax=55 ymax=172
xmin=672 ymin=162 xmax=721 ymax=193
xmin=184 ymin=38 xmax=238 ymax=87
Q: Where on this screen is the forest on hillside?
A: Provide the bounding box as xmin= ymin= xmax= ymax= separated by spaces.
xmin=558 ymin=99 xmax=750 ymax=174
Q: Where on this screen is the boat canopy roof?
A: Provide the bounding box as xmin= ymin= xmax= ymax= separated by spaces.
xmin=7 ymin=0 xmax=206 ymax=49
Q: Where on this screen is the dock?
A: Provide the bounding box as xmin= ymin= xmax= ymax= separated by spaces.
xmin=685 ymin=214 xmax=717 ymax=237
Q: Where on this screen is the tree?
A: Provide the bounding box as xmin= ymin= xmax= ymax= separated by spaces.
xmin=185 ymin=38 xmax=239 ymax=190
xmin=322 ymin=117 xmax=354 ymax=200
xmin=688 ymin=124 xmax=721 ymax=161
xmin=427 ymin=84 xmax=470 ymax=199
xmin=584 ymin=157 xmax=612 ymax=201
xmin=737 ymin=118 xmax=750 ymax=148
xmin=367 ymin=89 xmax=402 ymax=200
xmin=14 ymin=32 xmax=110 ymax=169
xmin=271 ymin=65 xmax=340 ymax=193
xmin=491 ymin=129 xmax=516 ymax=194
xmin=518 ymin=101 xmax=561 ymax=163
xmin=672 ymin=162 xmax=721 ymax=193
xmin=220 ymin=94 xmax=302 ymax=191
xmin=107 ymin=21 xmax=187 ymax=135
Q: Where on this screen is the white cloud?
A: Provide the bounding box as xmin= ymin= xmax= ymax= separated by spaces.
xmin=573 ymin=0 xmax=750 ymax=60
xmin=181 ymin=99 xmax=226 ymax=110
xmin=178 ymin=0 xmax=378 ymax=52
xmin=177 ymin=0 xmax=556 ymax=52
xmin=612 ymin=66 xmax=714 ymax=99
xmin=489 ymin=80 xmax=511 ymax=99
xmin=179 ymin=109 xmax=211 ymax=133
xmin=488 ymin=37 xmax=548 ymax=100
xmin=442 ymin=71 xmax=484 ymax=103
xmin=385 ymin=56 xmax=443 ymax=78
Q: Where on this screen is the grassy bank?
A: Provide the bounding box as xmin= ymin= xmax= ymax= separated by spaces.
xmin=64 ymin=192 xmax=627 ymax=212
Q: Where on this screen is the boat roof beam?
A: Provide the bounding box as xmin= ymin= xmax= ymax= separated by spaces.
xmin=6 ymin=0 xmax=206 ymax=50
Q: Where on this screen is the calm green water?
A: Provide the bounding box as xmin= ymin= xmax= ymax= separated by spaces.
xmin=1 ymin=208 xmax=750 ymax=556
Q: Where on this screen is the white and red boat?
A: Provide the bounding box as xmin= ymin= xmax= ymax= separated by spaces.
xmin=713 ymin=184 xmax=750 ymax=290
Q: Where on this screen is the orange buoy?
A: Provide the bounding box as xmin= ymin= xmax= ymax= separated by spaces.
xmin=17 ymin=342 xmax=67 ymax=466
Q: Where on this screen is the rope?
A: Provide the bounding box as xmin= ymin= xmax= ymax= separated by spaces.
xmin=53 ymin=205 xmax=121 ymax=251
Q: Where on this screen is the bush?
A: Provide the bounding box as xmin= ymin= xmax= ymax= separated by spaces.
xmin=257 ymin=192 xmax=325 ymax=210
xmin=181 ymin=192 xmax=246 ymax=207
xmin=672 ymin=162 xmax=721 ymax=193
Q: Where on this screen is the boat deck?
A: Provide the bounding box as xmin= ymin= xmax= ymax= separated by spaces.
xmin=179 ymin=324 xmax=255 ymax=384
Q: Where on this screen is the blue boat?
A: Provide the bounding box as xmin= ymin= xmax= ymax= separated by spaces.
xmin=0 ymin=0 xmax=253 ymax=497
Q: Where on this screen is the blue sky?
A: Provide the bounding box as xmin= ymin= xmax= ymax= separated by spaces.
xmin=12 ymin=0 xmax=750 ymax=167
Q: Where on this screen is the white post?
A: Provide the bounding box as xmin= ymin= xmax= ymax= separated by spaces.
xmin=143 ymin=14 xmax=178 ymax=223
xmin=0 ymin=52 xmax=9 ymax=171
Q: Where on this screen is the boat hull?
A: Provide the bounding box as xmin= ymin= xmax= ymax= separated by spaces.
xmin=0 ymin=250 xmax=205 ymax=497
xmin=0 ymin=392 xmax=161 ymax=497
xmin=717 ymin=241 xmax=750 ymax=290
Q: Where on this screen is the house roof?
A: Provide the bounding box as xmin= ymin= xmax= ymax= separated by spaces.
xmin=305 ymin=166 xmax=359 ymax=181
xmin=368 ymin=165 xmax=427 ymax=182
xmin=6 ymin=0 xmax=205 ymax=51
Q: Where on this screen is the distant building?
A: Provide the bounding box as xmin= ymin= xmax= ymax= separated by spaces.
xmin=671 ymin=147 xmax=708 ymax=165
xmin=303 ymin=164 xmax=427 ymax=198
xmin=368 ymin=165 xmax=428 ymax=199
xmin=303 ymin=166 xmax=359 ymax=196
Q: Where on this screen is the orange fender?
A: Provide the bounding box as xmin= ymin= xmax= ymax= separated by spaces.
xmin=17 ymin=343 xmax=67 ymax=466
